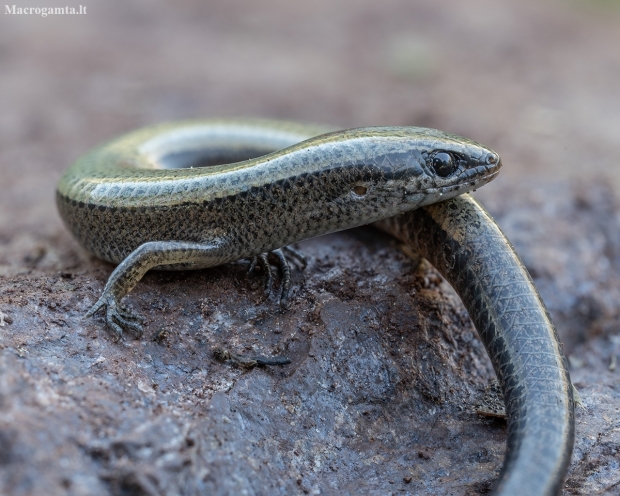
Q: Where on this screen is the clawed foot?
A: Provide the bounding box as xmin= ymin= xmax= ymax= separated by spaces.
xmin=85 ymin=293 xmax=144 ymax=341
xmin=247 ymin=245 xmax=307 ymax=309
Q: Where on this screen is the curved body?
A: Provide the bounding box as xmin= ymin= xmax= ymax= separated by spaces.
xmin=56 ymin=119 xmax=573 ymax=494
xmin=376 ymin=197 xmax=575 ymax=495
xmin=57 ymin=120 xmax=499 ymax=266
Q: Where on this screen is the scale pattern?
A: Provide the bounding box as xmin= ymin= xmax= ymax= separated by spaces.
xmin=56 ymin=121 xmax=499 ymax=266
xmin=56 ymin=119 xmax=574 ymax=494
xmin=375 ymin=195 xmax=575 ymax=496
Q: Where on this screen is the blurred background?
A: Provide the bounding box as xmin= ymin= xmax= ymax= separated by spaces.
xmin=2 ymin=0 xmax=620 ymax=236
xmin=1 ymin=1 xmax=620 ymax=494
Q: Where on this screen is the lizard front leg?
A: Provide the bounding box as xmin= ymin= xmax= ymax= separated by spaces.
xmin=87 ymin=240 xmax=227 ymax=340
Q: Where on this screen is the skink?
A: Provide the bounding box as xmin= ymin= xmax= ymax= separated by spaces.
xmin=56 ymin=119 xmax=498 ymax=335
xmin=56 ymin=119 xmax=573 ymax=495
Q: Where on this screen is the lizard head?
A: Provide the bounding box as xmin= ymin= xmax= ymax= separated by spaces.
xmin=331 ymin=126 xmax=501 ymax=211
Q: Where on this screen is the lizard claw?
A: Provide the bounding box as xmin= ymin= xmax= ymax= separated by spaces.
xmin=86 ymin=294 xmax=143 ymax=340
xmin=246 ymin=245 xmax=306 ymax=309
xmin=85 ymin=296 xmax=106 ymax=318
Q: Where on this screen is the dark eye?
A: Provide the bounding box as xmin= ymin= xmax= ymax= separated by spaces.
xmin=430 ymin=152 xmax=457 ymax=177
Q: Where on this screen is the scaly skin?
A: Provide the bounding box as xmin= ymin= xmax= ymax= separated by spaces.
xmin=56 ymin=119 xmax=500 ymax=337
xmin=375 ymin=197 xmax=575 ymax=495
xmin=56 ymin=119 xmax=574 ymax=494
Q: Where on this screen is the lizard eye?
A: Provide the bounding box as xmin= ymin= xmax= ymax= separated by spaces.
xmin=430 ymin=152 xmax=457 ymax=177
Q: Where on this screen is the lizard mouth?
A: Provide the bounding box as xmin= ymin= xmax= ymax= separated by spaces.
xmin=426 ymin=167 xmax=501 ymax=199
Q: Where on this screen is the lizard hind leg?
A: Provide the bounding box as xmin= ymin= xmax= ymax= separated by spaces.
xmin=248 ymin=253 xmax=273 ymax=296
xmin=247 ymin=245 xmax=307 ymax=309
